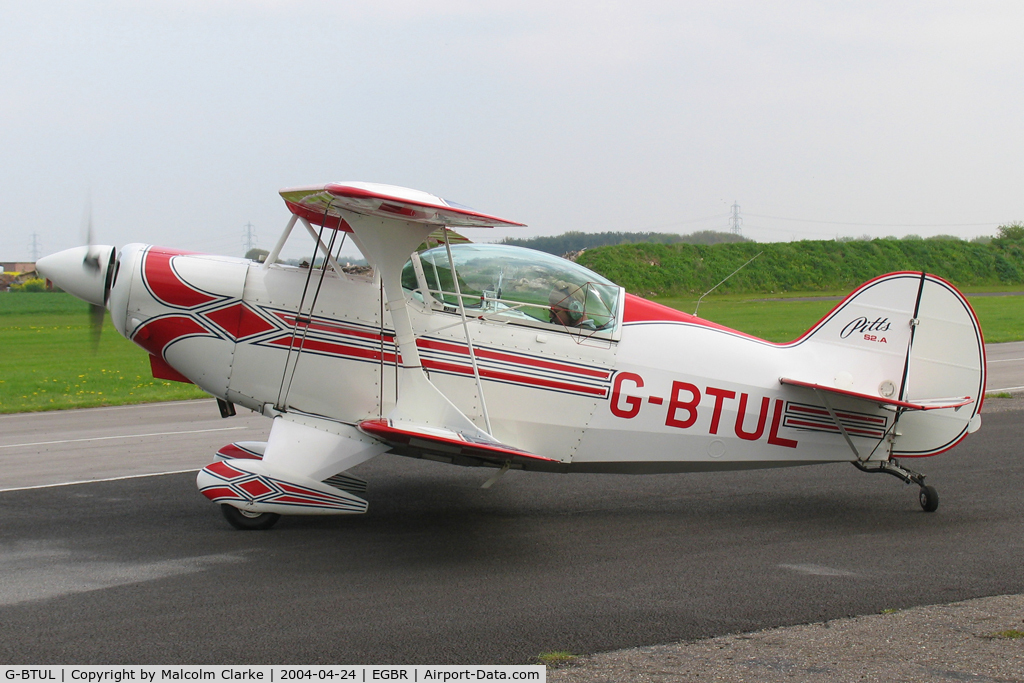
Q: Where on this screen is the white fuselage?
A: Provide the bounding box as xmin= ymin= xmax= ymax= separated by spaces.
xmin=106 ymin=242 xmax=980 ymax=474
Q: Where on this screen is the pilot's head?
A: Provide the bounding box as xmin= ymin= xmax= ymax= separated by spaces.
xmin=549 ymin=287 xmax=584 ymax=326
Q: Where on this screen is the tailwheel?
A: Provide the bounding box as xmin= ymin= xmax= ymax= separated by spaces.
xmin=220 ymin=504 xmax=281 ymax=530
xmin=919 ymin=485 xmax=939 ymax=513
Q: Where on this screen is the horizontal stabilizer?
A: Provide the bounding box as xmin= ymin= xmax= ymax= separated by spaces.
xmin=780 ymin=377 xmax=974 ymax=412
xmin=358 ymin=418 xmax=558 ymax=465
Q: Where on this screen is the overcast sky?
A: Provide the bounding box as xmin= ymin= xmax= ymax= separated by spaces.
xmin=2 ymin=1 xmax=1023 ymax=261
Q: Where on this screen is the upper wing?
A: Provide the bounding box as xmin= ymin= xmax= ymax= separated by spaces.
xmin=278 ymin=181 xmax=532 ymax=458
xmin=280 ymin=182 xmax=525 ymax=231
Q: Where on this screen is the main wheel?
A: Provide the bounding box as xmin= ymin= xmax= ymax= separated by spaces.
xmin=220 ymin=504 xmax=281 ymax=530
xmin=919 ymin=485 xmax=939 ymax=512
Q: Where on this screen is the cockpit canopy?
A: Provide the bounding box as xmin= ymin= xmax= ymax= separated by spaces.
xmin=402 ymin=244 xmax=622 ymax=333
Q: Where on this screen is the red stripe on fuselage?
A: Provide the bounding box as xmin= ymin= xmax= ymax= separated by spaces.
xmin=416 ymin=338 xmax=611 ymax=380
xmin=784 ymin=418 xmax=885 ymax=438
xmin=268 ymin=336 xmax=400 ymax=364
xmin=422 ymin=358 xmax=608 ymax=397
xmin=272 ymin=312 xmax=395 ymax=343
xmin=622 ymin=294 xmax=761 ymax=340
xmin=786 ymin=403 xmax=887 ymax=425
xmin=132 ymin=315 xmax=213 ymax=358
xmin=142 ymin=248 xmax=217 ymax=308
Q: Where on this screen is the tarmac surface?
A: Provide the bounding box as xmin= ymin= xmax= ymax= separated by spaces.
xmin=986 ymin=341 xmax=1024 ymax=393
xmin=0 ymin=400 xmax=268 ymax=491
xmin=0 ymin=347 xmax=1021 ymax=669
xmin=0 ymin=402 xmax=1022 ymax=665
xmin=549 ymin=593 xmax=1024 ymax=682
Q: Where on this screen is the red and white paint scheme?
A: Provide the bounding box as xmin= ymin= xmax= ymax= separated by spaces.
xmin=37 ymin=181 xmax=985 ymax=529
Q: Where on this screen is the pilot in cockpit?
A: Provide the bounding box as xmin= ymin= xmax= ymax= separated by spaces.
xmin=549 ymin=287 xmax=594 ymax=329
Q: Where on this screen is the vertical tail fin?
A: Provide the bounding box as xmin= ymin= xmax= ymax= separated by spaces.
xmin=791 ymin=272 xmax=984 ymax=456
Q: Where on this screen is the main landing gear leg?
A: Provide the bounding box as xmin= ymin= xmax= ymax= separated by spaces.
xmin=853 ymin=459 xmax=939 ymax=512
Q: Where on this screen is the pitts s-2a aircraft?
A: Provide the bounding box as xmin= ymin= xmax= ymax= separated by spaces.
xmin=37 ymin=183 xmax=985 ymax=529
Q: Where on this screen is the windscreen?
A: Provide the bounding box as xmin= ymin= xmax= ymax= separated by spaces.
xmin=402 ymin=244 xmax=620 ymax=331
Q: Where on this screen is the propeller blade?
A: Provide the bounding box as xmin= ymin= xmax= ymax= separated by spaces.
xmin=89 ymin=302 xmax=105 ymax=351
xmin=90 ymin=247 xmax=115 ymax=351
xmin=78 ymin=197 xmax=111 ymax=351
xmin=82 ymin=198 xmax=101 ymax=272
xmin=85 ymin=198 xmax=94 ymax=246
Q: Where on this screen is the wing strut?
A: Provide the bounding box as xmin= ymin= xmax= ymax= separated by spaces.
xmin=344 ymin=212 xmax=490 ymax=440
xmin=263 ymin=215 xmax=298 ymax=269
xmin=275 ymin=209 xmax=348 ymax=411
xmin=441 ymin=228 xmax=492 ymax=434
xmin=298 ymin=217 xmax=345 ymax=276
xmin=278 ymin=182 xmax=528 ymax=446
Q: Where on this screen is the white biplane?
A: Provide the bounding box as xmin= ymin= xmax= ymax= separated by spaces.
xmin=37 ymin=182 xmax=985 ymax=529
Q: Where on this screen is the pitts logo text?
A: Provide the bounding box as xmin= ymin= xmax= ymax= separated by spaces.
xmin=841 ymin=316 xmax=892 ymax=339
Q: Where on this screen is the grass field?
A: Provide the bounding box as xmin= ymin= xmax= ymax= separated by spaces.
xmin=655 ymin=290 xmax=1024 ymax=343
xmin=0 ymin=293 xmax=206 ymax=413
xmin=655 ymin=294 xmax=840 ymax=342
xmin=2 ymin=289 xmax=1022 ymax=413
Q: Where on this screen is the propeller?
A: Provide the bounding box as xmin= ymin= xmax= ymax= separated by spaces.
xmin=81 ymin=203 xmax=112 ymax=349
xmin=36 ymin=202 xmax=116 ymax=351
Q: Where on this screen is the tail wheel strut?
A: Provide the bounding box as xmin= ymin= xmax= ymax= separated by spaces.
xmin=854 ymin=459 xmax=939 ymax=513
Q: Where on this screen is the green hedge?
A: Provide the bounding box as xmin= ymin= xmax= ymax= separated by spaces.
xmin=576 ymin=238 xmax=1024 ymax=296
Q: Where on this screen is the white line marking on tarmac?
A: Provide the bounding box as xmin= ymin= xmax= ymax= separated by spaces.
xmin=0 ymin=426 xmax=248 ymax=450
xmin=986 ymin=358 xmax=1024 ymax=363
xmin=0 ymin=469 xmax=201 ymax=493
xmin=0 ymin=399 xmax=213 ymax=419
xmin=779 ymin=563 xmax=857 ymax=577
xmin=987 ymin=386 xmax=1024 ymax=393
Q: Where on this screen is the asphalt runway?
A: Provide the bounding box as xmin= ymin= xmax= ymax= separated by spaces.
xmin=0 ymin=400 xmax=268 ymax=491
xmin=0 ymin=349 xmax=1022 ymax=665
xmin=985 ymin=340 xmax=1024 ymax=393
